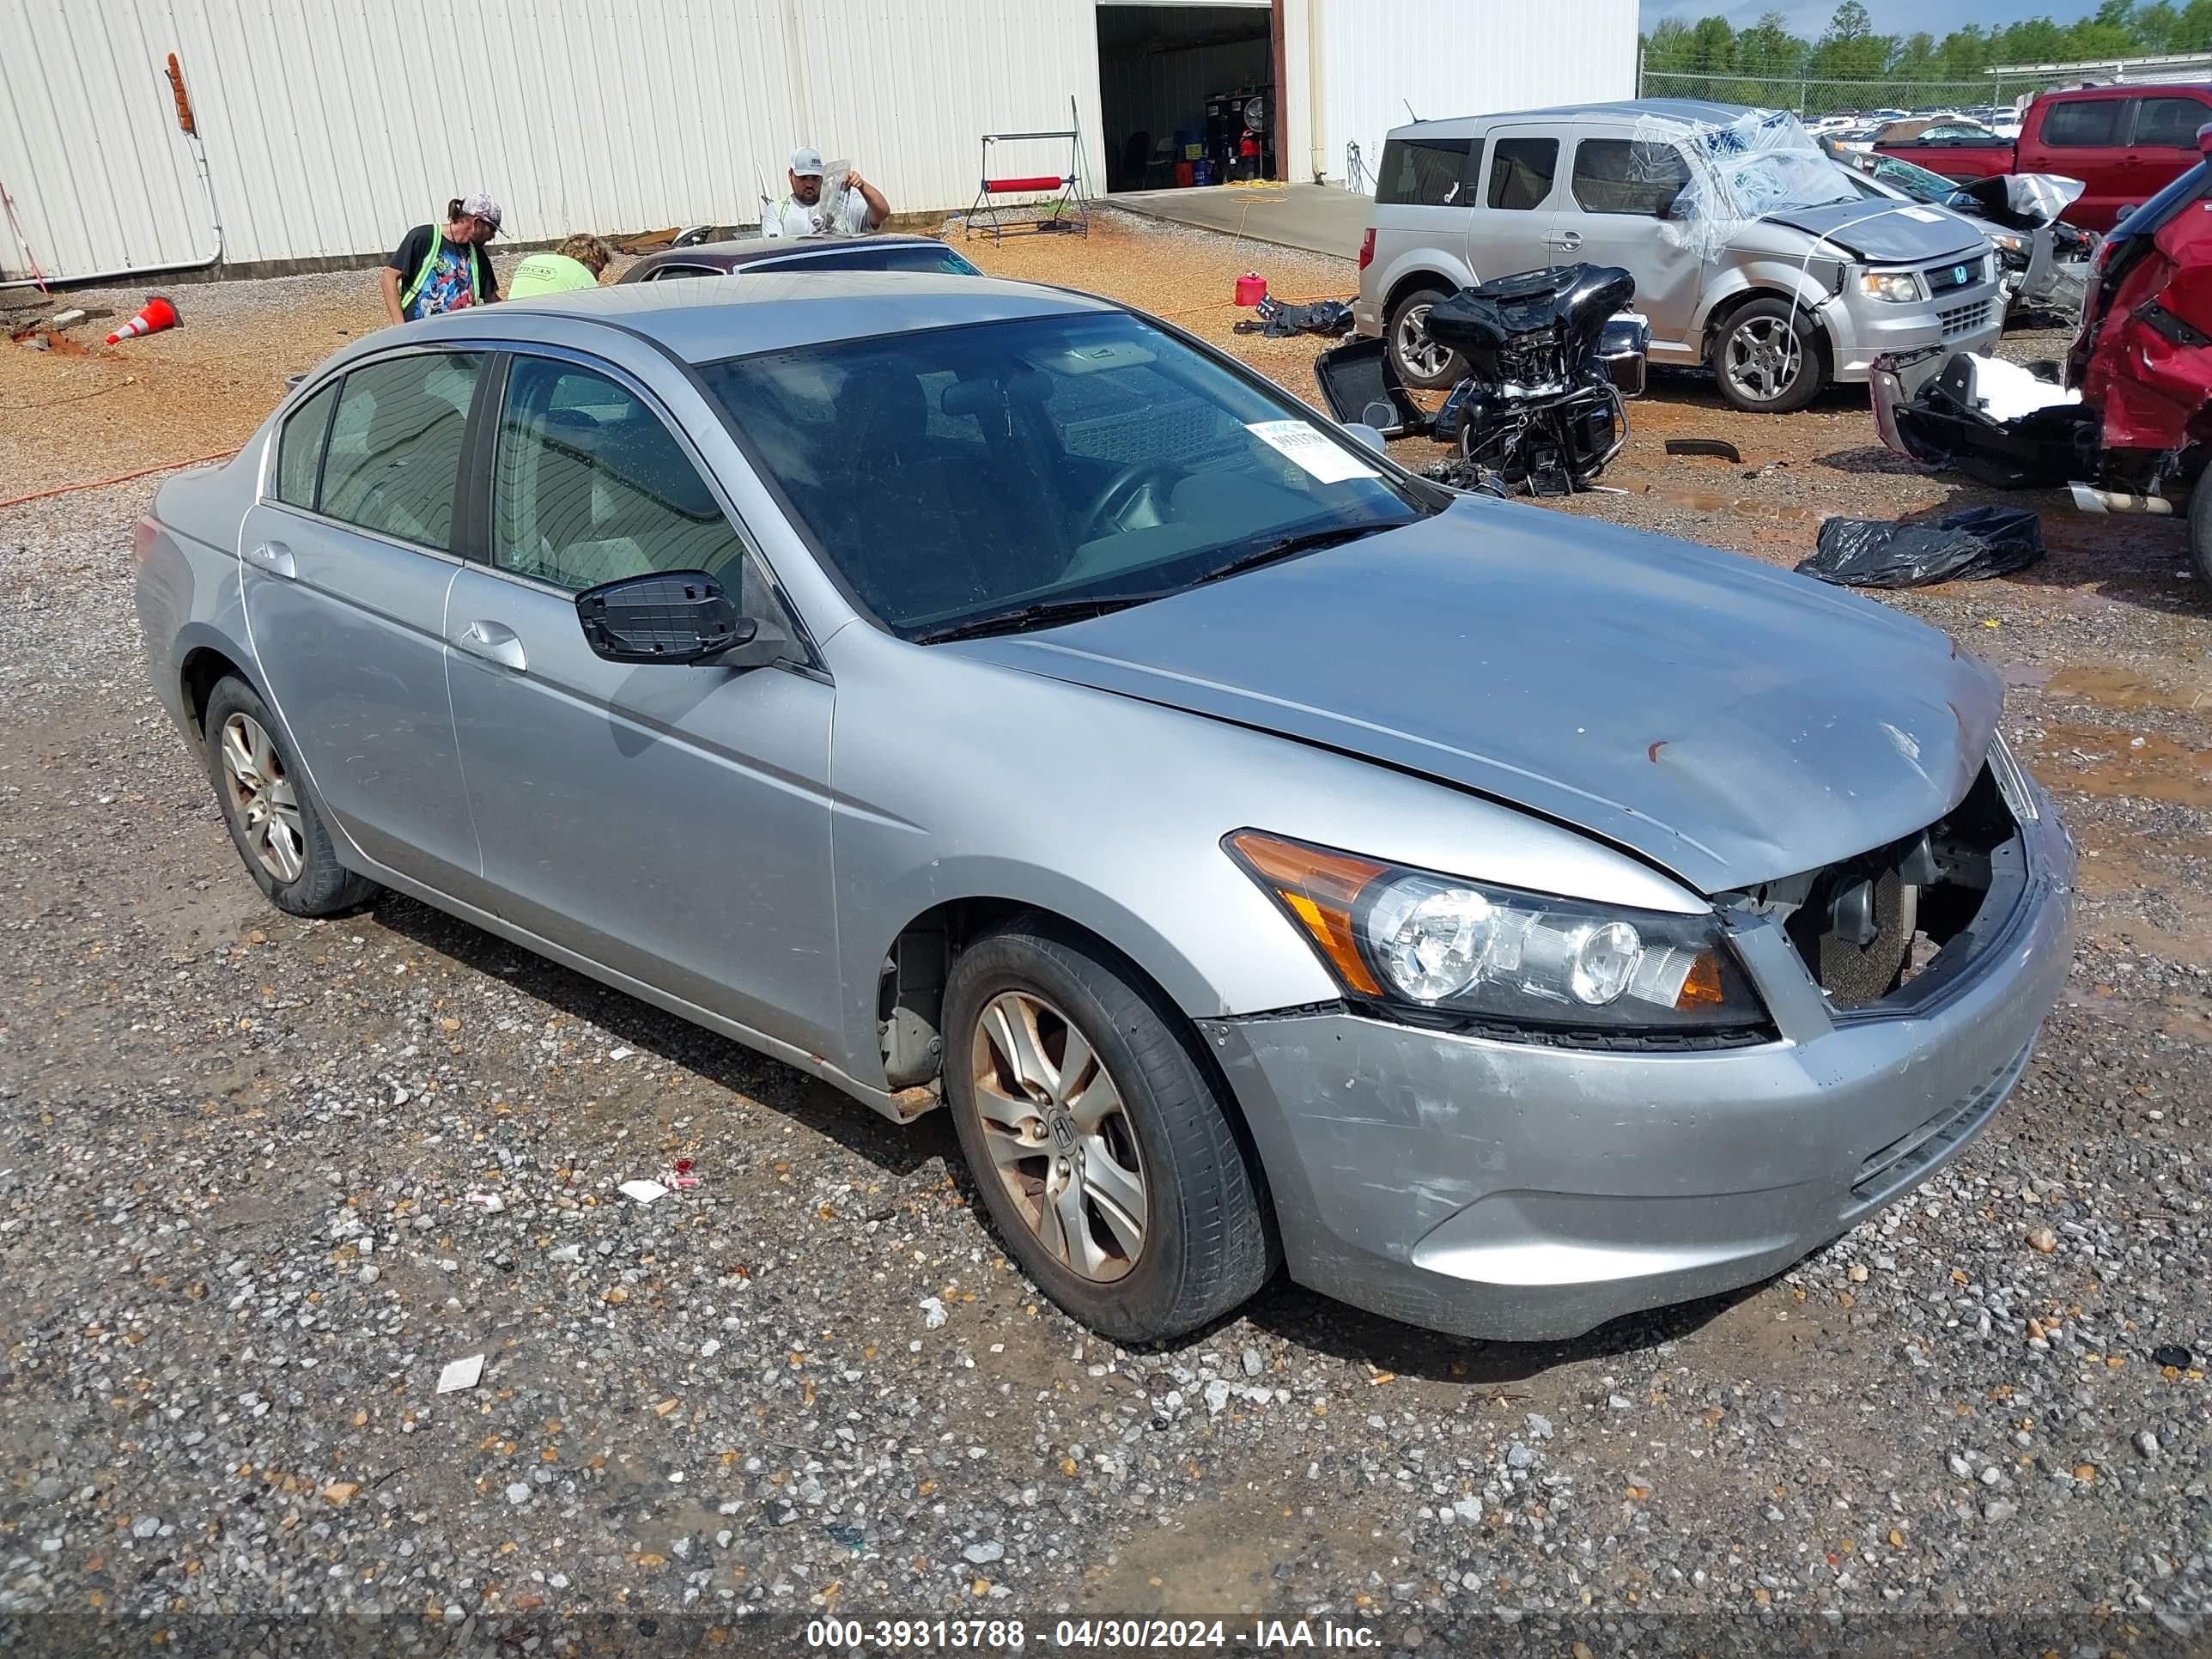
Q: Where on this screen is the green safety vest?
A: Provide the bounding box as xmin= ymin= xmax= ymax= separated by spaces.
xmin=398 ymin=226 xmax=486 ymax=313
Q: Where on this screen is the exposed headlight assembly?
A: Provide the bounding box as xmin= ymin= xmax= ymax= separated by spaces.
xmin=1858 ymin=270 xmax=1924 ymax=303
xmin=1226 ymin=831 xmax=1769 ymax=1033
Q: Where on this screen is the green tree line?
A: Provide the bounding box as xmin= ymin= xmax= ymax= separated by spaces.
xmin=1644 ymin=0 xmax=2212 ymax=83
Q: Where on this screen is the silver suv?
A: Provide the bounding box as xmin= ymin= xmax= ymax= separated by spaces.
xmin=1355 ymin=99 xmax=2007 ymax=413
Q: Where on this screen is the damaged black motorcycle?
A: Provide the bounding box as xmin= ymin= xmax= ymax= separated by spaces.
xmin=1314 ymin=263 xmax=1650 ymax=495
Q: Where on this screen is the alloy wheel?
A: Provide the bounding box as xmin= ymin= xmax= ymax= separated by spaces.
xmin=969 ymin=989 xmax=1147 ymax=1282
xmin=1394 ymin=302 xmax=1450 ymax=380
xmin=219 ymin=712 xmax=305 ymax=883
xmin=1724 ymin=315 xmax=1803 ymax=404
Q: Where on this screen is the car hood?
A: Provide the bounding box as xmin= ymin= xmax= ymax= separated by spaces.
xmin=947 ymin=501 xmax=2000 ymax=894
xmin=1759 ymin=198 xmax=1989 ymax=263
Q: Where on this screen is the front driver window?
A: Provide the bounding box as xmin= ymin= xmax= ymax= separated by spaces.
xmin=492 ymin=357 xmax=758 ymax=601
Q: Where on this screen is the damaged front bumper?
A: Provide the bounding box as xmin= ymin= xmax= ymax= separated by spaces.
xmin=1200 ymin=793 xmax=2073 ymax=1343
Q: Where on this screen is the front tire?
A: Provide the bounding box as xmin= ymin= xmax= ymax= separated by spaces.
xmin=1385 ymin=286 xmax=1468 ymax=391
xmin=1710 ymin=296 xmax=1826 ymax=413
xmin=204 ymin=675 xmax=379 ymax=917
xmin=942 ymin=919 xmax=1274 ymax=1343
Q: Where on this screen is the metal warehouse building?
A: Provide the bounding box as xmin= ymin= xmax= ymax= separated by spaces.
xmin=0 ymin=0 xmax=1636 ymax=287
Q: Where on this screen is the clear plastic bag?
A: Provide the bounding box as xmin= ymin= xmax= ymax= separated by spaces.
xmin=1632 ymin=106 xmax=1858 ymax=263
xmin=813 ymin=158 xmax=855 ymax=234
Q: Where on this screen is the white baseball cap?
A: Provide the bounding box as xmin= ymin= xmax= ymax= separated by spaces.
xmin=789 ymin=147 xmax=826 ymax=178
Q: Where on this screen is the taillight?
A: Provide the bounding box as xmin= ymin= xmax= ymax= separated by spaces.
xmin=132 ymin=515 xmax=159 ymax=565
xmin=1358 ymin=228 xmax=1375 ymax=271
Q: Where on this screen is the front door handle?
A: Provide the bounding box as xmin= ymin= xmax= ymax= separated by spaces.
xmin=244 ymin=540 xmax=295 ymax=580
xmin=454 ymin=619 xmax=527 ymax=672
xmin=1548 ymin=229 xmax=1583 ymax=251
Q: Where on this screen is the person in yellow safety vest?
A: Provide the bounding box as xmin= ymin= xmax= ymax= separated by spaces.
xmin=507 ymin=234 xmax=616 ymax=299
xmin=380 ymin=195 xmax=503 ymax=325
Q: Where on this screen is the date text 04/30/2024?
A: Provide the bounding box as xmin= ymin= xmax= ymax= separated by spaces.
xmin=804 ymin=1619 xmax=1381 ymax=1650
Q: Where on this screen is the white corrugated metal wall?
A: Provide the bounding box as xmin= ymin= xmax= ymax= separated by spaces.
xmin=1316 ymin=0 xmax=1641 ymax=190
xmin=1 ymin=0 xmax=1638 ymax=281
xmin=1 ymin=0 xmax=1115 ymax=281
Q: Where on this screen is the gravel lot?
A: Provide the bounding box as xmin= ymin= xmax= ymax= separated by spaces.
xmin=3 ymin=208 xmax=2209 ymax=1656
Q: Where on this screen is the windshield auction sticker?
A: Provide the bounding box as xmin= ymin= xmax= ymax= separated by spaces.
xmin=1245 ymin=420 xmax=1381 ymax=484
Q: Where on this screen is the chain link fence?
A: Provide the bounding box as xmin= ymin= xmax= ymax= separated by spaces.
xmin=1637 ymin=67 xmax=2084 ymax=123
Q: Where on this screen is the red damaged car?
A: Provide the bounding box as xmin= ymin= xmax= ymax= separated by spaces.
xmin=1874 ymin=125 xmax=2212 ymax=587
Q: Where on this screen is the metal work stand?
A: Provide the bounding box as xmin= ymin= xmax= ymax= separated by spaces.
xmin=965 ymin=128 xmax=1090 ymax=243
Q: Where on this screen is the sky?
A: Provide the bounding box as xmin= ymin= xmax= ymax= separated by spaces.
xmin=1639 ymin=1 xmax=2106 ymax=38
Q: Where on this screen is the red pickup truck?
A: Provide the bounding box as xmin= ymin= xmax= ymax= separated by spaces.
xmin=1872 ymin=83 xmax=2212 ymax=232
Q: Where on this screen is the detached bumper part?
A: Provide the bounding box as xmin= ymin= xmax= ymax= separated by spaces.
xmin=1202 ymin=800 xmax=2072 ymax=1342
xmin=1871 ymin=349 xmax=2099 ymax=489
xmin=1311 ymin=337 xmax=1430 ymax=440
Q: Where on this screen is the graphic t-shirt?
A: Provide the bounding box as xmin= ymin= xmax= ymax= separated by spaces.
xmin=387 ymin=223 xmax=499 ymax=319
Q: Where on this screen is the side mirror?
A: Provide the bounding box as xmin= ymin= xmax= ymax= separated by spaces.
xmin=1345 ymin=420 xmax=1389 ymax=455
xmin=576 ymin=570 xmax=782 ymax=668
xmin=2197 ymin=121 xmax=2212 ymax=155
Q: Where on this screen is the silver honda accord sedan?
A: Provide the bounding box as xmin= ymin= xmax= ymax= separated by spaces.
xmin=135 ymin=270 xmax=2073 ymax=1345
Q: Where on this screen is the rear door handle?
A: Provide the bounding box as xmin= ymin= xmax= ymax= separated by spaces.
xmin=244 ymin=540 xmax=295 ymax=580
xmin=453 ymin=618 xmax=527 ymax=672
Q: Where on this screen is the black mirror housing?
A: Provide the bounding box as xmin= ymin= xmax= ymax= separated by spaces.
xmin=576 ymin=570 xmax=754 ymax=665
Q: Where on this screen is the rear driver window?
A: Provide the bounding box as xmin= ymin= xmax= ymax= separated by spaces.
xmin=1376 ymin=137 xmax=1474 ymax=206
xmin=1487 ymin=138 xmax=1559 ymax=210
xmin=319 ymin=353 xmax=482 ymax=550
xmin=2042 ymin=100 xmax=2123 ymax=148
xmin=275 ymin=380 xmax=339 ymax=509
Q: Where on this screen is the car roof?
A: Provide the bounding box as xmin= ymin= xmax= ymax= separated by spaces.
xmin=412 ymin=270 xmax=1117 ymax=363
xmin=1389 ymin=97 xmax=1753 ymax=137
xmin=630 ymin=232 xmax=949 ymax=271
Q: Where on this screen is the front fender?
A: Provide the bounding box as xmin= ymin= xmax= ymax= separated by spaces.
xmin=1691 ymin=263 xmax=1838 ymax=345
xmin=821 ymin=629 xmax=1705 ymax=1092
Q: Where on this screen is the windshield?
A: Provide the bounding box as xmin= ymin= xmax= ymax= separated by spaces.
xmin=702 ymin=312 xmax=1429 ymax=639
xmin=1868 ymin=154 xmax=1964 ymax=204
xmin=2117 ymin=159 xmax=2212 ymax=242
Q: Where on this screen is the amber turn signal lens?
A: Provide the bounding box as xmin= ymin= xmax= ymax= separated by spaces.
xmin=1677 ymin=949 xmax=1726 ymax=1008
xmin=1226 ymin=831 xmax=1388 ymax=997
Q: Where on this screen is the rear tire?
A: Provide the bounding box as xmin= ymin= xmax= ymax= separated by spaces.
xmin=1385 ymin=286 xmax=1468 ymax=391
xmin=942 ymin=917 xmax=1275 ymax=1343
xmin=1710 ymin=296 xmax=1826 ymax=413
xmin=204 ymin=675 xmax=379 ymax=917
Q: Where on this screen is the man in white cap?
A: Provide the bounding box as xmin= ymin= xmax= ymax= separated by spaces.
xmin=761 ymin=147 xmax=889 ymax=239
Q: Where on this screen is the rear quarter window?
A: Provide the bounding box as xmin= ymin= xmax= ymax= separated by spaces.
xmin=275 ymin=380 xmax=340 ymax=510
xmin=2042 ymin=99 xmax=2124 ymax=148
xmin=1376 ymin=137 xmax=1475 ymax=206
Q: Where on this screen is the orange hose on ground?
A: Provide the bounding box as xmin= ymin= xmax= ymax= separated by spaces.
xmin=0 ymin=448 xmax=236 ymax=511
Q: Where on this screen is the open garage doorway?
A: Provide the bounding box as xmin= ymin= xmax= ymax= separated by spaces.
xmin=1097 ymin=3 xmax=1278 ymax=193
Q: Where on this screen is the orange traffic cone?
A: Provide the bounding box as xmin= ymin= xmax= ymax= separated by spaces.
xmin=107 ymin=294 xmax=180 ymax=344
